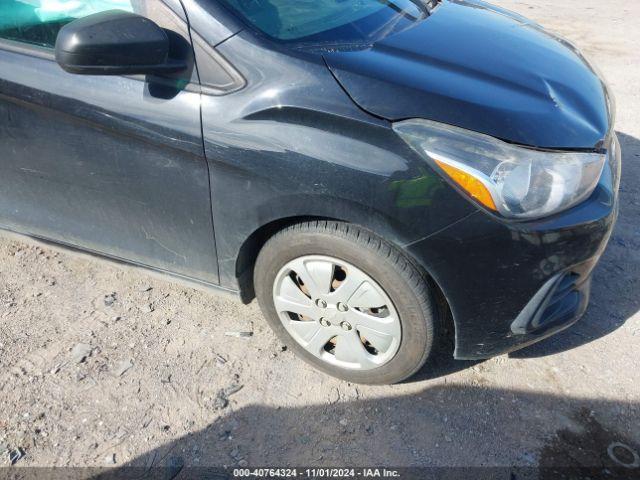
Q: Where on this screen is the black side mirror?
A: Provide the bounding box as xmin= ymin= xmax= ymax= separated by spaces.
xmin=55 ymin=10 xmax=187 ymax=75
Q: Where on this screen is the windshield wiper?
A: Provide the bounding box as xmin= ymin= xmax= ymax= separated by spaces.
xmin=376 ymin=0 xmax=440 ymax=21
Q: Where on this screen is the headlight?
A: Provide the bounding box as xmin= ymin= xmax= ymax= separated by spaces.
xmin=393 ymin=119 xmax=606 ymax=219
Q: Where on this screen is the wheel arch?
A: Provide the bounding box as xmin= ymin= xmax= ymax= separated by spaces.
xmin=234 ymin=212 xmax=454 ymax=346
xmin=223 ymin=190 xmax=457 ymax=357
xmin=240 ymin=216 xmax=457 ymax=372
xmin=235 ymin=215 xmax=334 ymax=303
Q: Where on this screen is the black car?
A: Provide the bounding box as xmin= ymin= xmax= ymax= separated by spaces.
xmin=0 ymin=0 xmax=619 ymax=384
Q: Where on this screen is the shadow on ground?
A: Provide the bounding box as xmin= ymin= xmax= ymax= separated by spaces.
xmin=109 ymin=385 xmax=640 ymax=477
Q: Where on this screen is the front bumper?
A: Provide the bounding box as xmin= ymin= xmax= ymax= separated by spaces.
xmin=408 ymin=134 xmax=621 ymax=360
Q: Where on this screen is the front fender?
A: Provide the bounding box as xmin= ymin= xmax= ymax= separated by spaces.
xmin=200 ymin=32 xmax=475 ymax=290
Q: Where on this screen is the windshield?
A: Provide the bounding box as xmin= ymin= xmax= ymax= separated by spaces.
xmin=217 ymin=0 xmax=430 ymax=43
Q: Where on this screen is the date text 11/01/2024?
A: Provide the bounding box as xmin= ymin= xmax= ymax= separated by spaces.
xmin=233 ymin=468 xmax=401 ymax=478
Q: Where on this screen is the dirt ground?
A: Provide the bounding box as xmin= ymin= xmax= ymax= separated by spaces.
xmin=1 ymin=0 xmax=639 ymax=473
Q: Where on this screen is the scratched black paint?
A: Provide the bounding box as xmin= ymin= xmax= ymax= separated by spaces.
xmin=0 ymin=0 xmax=619 ymax=359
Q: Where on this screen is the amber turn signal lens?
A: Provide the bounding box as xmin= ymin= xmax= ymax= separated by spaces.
xmin=435 ymin=160 xmax=497 ymax=211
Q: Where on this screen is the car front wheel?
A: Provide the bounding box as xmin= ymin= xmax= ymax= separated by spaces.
xmin=254 ymin=221 xmax=438 ymax=385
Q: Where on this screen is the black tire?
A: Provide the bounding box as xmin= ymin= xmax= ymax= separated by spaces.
xmin=254 ymin=221 xmax=438 ymax=385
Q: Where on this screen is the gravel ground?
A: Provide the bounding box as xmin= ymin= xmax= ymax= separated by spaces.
xmin=1 ymin=0 xmax=639 ymax=472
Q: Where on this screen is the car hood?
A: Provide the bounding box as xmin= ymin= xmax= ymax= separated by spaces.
xmin=323 ymin=0 xmax=611 ymax=149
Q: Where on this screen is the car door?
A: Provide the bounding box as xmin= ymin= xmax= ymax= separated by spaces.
xmin=0 ymin=0 xmax=219 ymax=284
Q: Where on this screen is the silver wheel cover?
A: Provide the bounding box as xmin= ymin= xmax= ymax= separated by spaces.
xmin=272 ymin=255 xmax=402 ymax=371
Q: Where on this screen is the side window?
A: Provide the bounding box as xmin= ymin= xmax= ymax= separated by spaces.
xmin=0 ymin=0 xmax=134 ymax=49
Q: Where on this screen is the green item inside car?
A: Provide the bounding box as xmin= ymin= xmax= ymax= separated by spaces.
xmin=0 ymin=0 xmax=133 ymax=48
